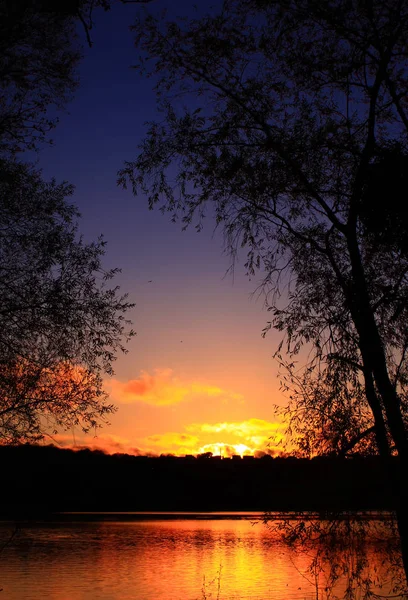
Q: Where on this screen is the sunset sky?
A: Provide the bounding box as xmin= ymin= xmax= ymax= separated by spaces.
xmin=37 ymin=0 xmax=288 ymax=457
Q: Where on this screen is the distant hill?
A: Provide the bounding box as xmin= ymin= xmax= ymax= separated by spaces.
xmin=0 ymin=444 xmax=396 ymax=518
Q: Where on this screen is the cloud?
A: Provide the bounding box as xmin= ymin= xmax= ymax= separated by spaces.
xmin=43 ymin=418 xmax=287 ymax=458
xmin=107 ymin=368 xmax=243 ymax=406
xmin=145 ymin=432 xmax=199 ymax=448
xmin=48 ymin=433 xmax=148 ymax=456
xmin=185 ymin=418 xmax=286 ymax=456
xmin=141 ymin=431 xmax=201 ymax=456
xmin=187 ymin=418 xmax=284 ymax=437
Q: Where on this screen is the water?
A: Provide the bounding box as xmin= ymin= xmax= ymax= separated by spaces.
xmin=0 ymin=514 xmax=404 ymax=600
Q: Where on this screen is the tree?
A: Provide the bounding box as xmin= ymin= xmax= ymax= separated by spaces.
xmin=119 ymin=0 xmax=408 ymax=584
xmin=0 ymin=159 xmax=134 ymax=442
xmin=0 ymin=0 xmax=157 ymax=441
xmin=0 ymin=0 xmax=152 ymax=155
xmin=0 ymin=0 xmax=80 ymax=155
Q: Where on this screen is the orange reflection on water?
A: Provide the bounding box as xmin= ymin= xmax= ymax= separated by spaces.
xmin=0 ymin=518 xmax=403 ymax=600
xmin=91 ymin=518 xmax=316 ymax=599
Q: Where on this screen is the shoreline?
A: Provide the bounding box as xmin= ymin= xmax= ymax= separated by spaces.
xmin=0 ymin=510 xmax=395 ymax=524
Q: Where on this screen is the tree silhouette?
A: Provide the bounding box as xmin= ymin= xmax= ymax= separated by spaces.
xmin=0 ymin=0 xmax=81 ymax=154
xmin=0 ymin=159 xmax=134 ymax=442
xmin=119 ymin=0 xmax=408 ymax=585
xmin=0 ymin=0 xmax=152 ymax=154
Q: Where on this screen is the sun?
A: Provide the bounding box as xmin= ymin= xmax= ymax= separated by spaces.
xmin=197 ymin=442 xmax=254 ymax=458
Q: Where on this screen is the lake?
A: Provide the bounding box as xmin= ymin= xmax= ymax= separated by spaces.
xmin=0 ymin=514 xmax=405 ymax=600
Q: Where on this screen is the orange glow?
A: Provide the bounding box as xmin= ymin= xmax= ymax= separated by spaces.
xmin=51 ymin=418 xmax=286 ymax=457
xmin=145 ymin=432 xmax=199 ymax=451
xmin=107 ymin=369 xmax=243 ymax=406
xmin=84 ymin=519 xmax=320 ymax=599
xmin=43 ymin=368 xmax=287 ymax=457
xmin=188 ymin=418 xmax=284 ymax=446
xmin=50 ymin=433 xmax=146 ymax=456
xmin=197 ymin=442 xmax=253 ymax=457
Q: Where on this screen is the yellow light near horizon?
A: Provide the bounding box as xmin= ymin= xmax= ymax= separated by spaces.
xmin=197 ymin=442 xmax=254 ymax=458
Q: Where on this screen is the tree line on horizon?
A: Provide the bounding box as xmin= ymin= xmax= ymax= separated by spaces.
xmin=0 ymin=442 xmax=396 ymax=515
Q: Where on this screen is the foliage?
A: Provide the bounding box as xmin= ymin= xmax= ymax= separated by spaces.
xmin=0 ymin=0 xmax=81 ymax=154
xmin=273 ymin=356 xmax=378 ymax=458
xmin=264 ymin=512 xmax=407 ymax=599
xmin=119 ymin=0 xmax=408 ymax=461
xmin=0 ymin=0 xmax=152 ymax=155
xmin=0 ymin=159 xmax=134 ymax=442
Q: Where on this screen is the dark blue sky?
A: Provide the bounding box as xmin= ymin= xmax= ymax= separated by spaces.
xmin=35 ymin=0 xmax=284 ymax=456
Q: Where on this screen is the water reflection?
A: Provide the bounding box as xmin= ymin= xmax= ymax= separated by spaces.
xmin=0 ymin=517 xmax=406 ymax=600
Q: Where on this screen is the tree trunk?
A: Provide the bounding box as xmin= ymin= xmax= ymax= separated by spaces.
xmin=346 ymin=234 xmax=408 ymax=586
xmin=362 ymin=367 xmax=391 ymax=458
xmin=346 ymin=234 xmax=408 ymax=455
xmin=395 ymin=463 xmax=408 ymax=585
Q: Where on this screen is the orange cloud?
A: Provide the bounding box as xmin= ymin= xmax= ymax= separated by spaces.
xmin=47 ymin=433 xmax=149 ymax=456
xmin=185 ymin=419 xmax=286 ymax=456
xmin=187 ymin=418 xmax=284 ymax=438
xmin=42 ymin=418 xmax=286 ymax=458
xmin=140 ymin=432 xmax=201 ymax=456
xmin=145 ymin=432 xmax=199 ymax=448
xmin=107 ymin=368 xmax=243 ymax=406
xmin=137 ymin=419 xmax=286 ymax=457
